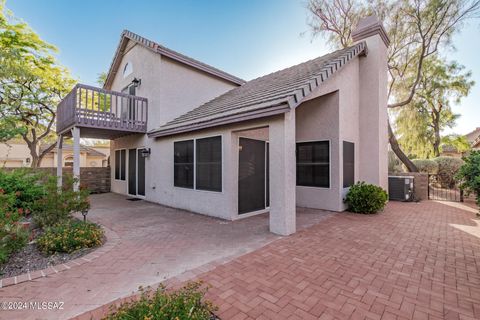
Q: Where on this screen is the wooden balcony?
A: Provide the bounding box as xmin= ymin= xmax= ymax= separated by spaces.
xmin=56 ymin=84 xmax=148 ymax=139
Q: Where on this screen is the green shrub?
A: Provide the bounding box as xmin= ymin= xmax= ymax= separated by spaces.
xmin=0 ymin=169 xmax=45 ymax=213
xmin=37 ymin=220 xmax=103 ymax=254
xmin=33 ymin=174 xmax=90 ymax=228
xmin=103 ymin=281 xmax=217 ymax=320
xmin=345 ymin=182 xmax=388 ymax=214
xmin=0 ymin=190 xmax=29 ymax=264
xmin=412 ymin=159 xmax=439 ymax=174
xmin=433 ymin=156 xmax=464 ymax=188
xmin=456 ymin=151 xmax=480 ymax=214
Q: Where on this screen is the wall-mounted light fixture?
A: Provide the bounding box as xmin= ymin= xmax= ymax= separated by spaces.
xmin=131 ymin=77 xmax=141 ymax=87
xmin=140 ymin=148 xmax=151 ymax=157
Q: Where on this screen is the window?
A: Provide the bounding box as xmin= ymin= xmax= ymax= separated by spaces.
xmin=64 ymin=156 xmax=74 ymax=167
xmin=196 ymin=136 xmax=222 ymax=192
xmin=173 ymin=136 xmax=223 ymax=192
xmin=296 ymin=141 xmax=330 ymax=188
xmin=174 ymin=140 xmax=194 ymax=188
xmin=343 ymin=141 xmax=355 ymax=188
xmin=122 ymin=61 xmax=132 ymax=78
xmin=115 ymin=149 xmax=126 ymax=180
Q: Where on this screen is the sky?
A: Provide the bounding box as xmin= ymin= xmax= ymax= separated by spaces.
xmin=5 ymin=0 xmax=479 ymax=135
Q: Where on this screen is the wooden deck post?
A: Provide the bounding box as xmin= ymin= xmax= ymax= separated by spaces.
xmin=72 ymin=127 xmax=81 ymax=191
xmin=57 ymin=134 xmax=63 ymax=188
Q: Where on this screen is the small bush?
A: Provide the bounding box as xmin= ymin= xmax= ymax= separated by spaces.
xmin=456 ymin=151 xmax=480 ymax=214
xmin=433 ymin=156 xmax=464 ymax=188
xmin=412 ymin=159 xmax=438 ymax=174
xmin=103 ymin=281 xmax=217 ymax=320
xmin=37 ymin=220 xmax=103 ymax=254
xmin=0 ymin=169 xmax=45 ymax=213
xmin=33 ymin=175 xmax=90 ymax=228
xmin=345 ymin=182 xmax=388 ymax=214
xmin=0 ymin=190 xmax=29 ymax=264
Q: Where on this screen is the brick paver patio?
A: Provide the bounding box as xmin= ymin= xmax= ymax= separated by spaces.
xmin=195 ymin=201 xmax=480 ymax=320
xmin=1 ymin=195 xmax=479 ymax=319
xmin=0 ymin=193 xmax=334 ymax=320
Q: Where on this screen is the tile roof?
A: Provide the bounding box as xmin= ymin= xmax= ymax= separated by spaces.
xmin=148 ymin=41 xmax=367 ymax=138
xmin=104 ymin=30 xmax=245 ymax=89
xmin=40 ymin=143 xmax=107 ymax=157
xmin=465 ymin=127 xmax=480 ymax=143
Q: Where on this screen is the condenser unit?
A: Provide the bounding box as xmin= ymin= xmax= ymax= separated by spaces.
xmin=388 ymin=176 xmax=414 ymax=201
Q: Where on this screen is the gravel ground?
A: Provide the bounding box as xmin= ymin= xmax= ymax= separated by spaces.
xmin=0 ymin=238 xmax=103 ymax=279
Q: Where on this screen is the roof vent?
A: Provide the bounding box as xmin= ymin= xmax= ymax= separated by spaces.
xmin=352 ymin=15 xmax=390 ymax=47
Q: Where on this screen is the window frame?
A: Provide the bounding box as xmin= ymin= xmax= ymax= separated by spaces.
xmin=114 ymin=148 xmax=127 ymax=181
xmin=173 ymin=139 xmax=195 ymax=189
xmin=173 ymin=135 xmax=223 ymax=193
xmin=64 ymin=156 xmax=74 ymax=167
xmin=342 ymin=141 xmax=355 ymax=188
xmin=295 ymin=140 xmax=331 ymax=189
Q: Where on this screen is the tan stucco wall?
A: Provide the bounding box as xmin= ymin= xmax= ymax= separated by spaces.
xmin=0 ymin=142 xmax=108 ymax=168
xmin=109 ymin=40 xmax=238 ymax=131
xmin=0 ymin=143 xmax=32 ymax=167
xmin=357 ymin=34 xmax=389 ymax=190
xmin=296 ymin=92 xmax=343 ymax=211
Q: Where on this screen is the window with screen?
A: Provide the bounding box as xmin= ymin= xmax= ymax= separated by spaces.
xmin=174 ymin=140 xmax=194 ymax=188
xmin=296 ymin=141 xmax=330 ymax=188
xmin=115 ymin=149 xmax=126 ymax=181
xmin=196 ymin=136 xmax=222 ymax=192
xmin=343 ymin=141 xmax=355 ymax=188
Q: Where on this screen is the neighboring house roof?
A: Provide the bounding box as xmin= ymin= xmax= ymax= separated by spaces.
xmin=148 ymin=41 xmax=367 ymax=138
xmin=40 ymin=143 xmax=107 ymax=157
xmin=465 ymin=127 xmax=480 ymax=143
xmin=473 ymin=136 xmax=480 ymax=149
xmin=104 ymin=30 xmax=245 ymax=89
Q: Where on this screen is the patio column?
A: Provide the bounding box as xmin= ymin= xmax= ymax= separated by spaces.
xmin=269 ymin=110 xmax=296 ymax=236
xmin=56 ymin=134 xmax=63 ymax=188
xmin=72 ymin=126 xmax=80 ymax=191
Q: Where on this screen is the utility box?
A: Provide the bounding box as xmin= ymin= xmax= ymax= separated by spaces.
xmin=388 ymin=176 xmax=414 ymax=201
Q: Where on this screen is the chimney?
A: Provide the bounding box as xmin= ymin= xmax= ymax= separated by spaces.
xmin=355 ymin=15 xmax=389 ymax=190
xmin=352 ymin=15 xmax=390 ymax=47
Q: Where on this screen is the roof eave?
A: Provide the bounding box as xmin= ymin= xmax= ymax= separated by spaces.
xmin=148 ymin=103 xmax=290 ymax=138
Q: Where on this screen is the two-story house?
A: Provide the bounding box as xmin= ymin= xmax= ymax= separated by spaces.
xmin=56 ymin=15 xmax=389 ymax=236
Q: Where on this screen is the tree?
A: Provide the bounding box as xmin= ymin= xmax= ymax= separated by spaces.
xmin=306 ymin=0 xmax=480 ymax=171
xmin=441 ymin=134 xmax=471 ymax=153
xmin=97 ymin=72 xmax=107 ymax=87
xmin=0 ymin=1 xmax=75 ymax=167
xmin=456 ymin=151 xmax=480 ymax=216
xmin=395 ymin=57 xmax=474 ymax=158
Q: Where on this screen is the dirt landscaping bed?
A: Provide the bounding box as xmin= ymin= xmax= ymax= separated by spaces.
xmin=0 ymin=240 xmax=102 ymax=279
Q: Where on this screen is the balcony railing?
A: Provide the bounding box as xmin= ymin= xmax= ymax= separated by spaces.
xmin=57 ymin=84 xmax=148 ymax=135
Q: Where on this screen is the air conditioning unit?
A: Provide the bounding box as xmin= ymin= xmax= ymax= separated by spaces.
xmin=388 ymin=176 xmax=414 ymax=201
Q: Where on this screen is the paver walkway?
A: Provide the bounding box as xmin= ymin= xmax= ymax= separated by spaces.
xmin=0 ymin=193 xmax=334 ymax=320
xmin=194 ymin=201 xmax=480 ymax=320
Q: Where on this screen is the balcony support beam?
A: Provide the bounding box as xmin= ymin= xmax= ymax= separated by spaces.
xmin=72 ymin=127 xmax=81 ymax=191
xmin=56 ymin=134 xmax=63 ymax=188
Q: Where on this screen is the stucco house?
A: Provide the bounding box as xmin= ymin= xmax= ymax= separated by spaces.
xmin=0 ymin=141 xmax=109 ymax=168
xmin=441 ymin=127 xmax=480 ymax=157
xmin=56 ymin=16 xmax=389 ymax=235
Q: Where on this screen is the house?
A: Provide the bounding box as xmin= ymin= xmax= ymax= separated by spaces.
xmin=440 ymin=127 xmax=480 ymax=157
xmin=466 ymin=127 xmax=480 ymax=151
xmin=0 ymin=140 xmax=109 ymax=168
xmin=56 ymin=15 xmax=389 ymax=235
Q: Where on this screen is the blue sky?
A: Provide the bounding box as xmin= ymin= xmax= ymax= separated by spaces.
xmin=6 ymin=0 xmax=479 ymax=135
